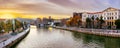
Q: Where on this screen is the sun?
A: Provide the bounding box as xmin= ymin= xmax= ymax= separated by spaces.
xmin=0 ymin=13 xmax=16 ymax=19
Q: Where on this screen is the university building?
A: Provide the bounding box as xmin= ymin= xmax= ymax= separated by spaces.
xmin=75 ymin=7 xmax=120 ymax=28
xmin=102 ymin=7 xmax=120 ymax=27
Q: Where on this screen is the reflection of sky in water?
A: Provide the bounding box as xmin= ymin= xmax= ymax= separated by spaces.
xmin=16 ymin=26 xmax=120 ymax=48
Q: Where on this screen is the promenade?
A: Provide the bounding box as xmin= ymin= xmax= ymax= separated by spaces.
xmin=56 ymin=26 xmax=120 ymax=37
xmin=0 ymin=28 xmax=30 ymax=48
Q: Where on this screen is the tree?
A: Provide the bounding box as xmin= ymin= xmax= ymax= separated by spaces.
xmin=6 ymin=20 xmax=13 ymax=32
xmin=86 ymin=17 xmax=91 ymax=28
xmin=91 ymin=16 xmax=94 ymax=28
xmin=115 ymin=19 xmax=120 ymax=29
xmin=11 ymin=19 xmax=23 ymax=33
xmin=66 ymin=16 xmax=82 ymax=27
xmin=15 ymin=19 xmax=22 ymax=29
xmin=78 ymin=19 xmax=82 ymax=27
xmin=96 ymin=17 xmax=99 ymax=21
xmin=96 ymin=17 xmax=100 ymax=28
xmin=99 ymin=16 xmax=105 ymax=29
xmin=1 ymin=21 xmax=6 ymax=32
xmin=0 ymin=21 xmax=4 ymax=33
xmin=66 ymin=20 xmax=71 ymax=27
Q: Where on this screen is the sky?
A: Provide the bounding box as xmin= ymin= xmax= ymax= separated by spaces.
xmin=0 ymin=0 xmax=120 ymax=19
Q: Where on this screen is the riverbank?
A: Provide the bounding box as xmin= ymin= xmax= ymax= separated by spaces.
xmin=55 ymin=27 xmax=120 ymax=38
xmin=0 ymin=28 xmax=30 ymax=48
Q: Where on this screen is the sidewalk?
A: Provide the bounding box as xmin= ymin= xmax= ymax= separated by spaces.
xmin=56 ymin=26 xmax=120 ymax=37
xmin=0 ymin=32 xmax=13 ymax=43
xmin=0 ymin=28 xmax=30 ymax=48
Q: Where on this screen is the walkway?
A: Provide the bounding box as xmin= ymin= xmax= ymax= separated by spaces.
xmin=0 ymin=33 xmax=12 ymax=43
xmin=56 ymin=27 xmax=120 ymax=37
xmin=0 ymin=28 xmax=30 ymax=48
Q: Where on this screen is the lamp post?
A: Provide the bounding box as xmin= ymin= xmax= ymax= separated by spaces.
xmin=22 ymin=21 xmax=25 ymax=30
xmin=12 ymin=19 xmax=15 ymax=33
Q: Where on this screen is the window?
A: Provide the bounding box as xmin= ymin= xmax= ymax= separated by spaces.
xmin=115 ymin=12 xmax=117 ymax=15
xmin=115 ymin=17 xmax=117 ymax=19
xmin=112 ymin=22 xmax=114 ymax=26
xmin=107 ymin=17 xmax=109 ymax=20
xmin=110 ymin=17 xmax=111 ymax=20
xmin=107 ymin=13 xmax=109 ymax=15
xmin=112 ymin=17 xmax=113 ymax=19
xmin=112 ymin=13 xmax=114 ymax=15
xmin=104 ymin=17 xmax=106 ymax=20
xmin=110 ymin=13 xmax=111 ymax=16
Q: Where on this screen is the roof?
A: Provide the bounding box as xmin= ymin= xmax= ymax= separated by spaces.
xmin=87 ymin=12 xmax=103 ymax=14
xmin=103 ymin=7 xmax=120 ymax=12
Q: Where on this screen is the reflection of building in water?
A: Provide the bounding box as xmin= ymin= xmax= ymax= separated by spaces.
xmin=48 ymin=27 xmax=53 ymax=31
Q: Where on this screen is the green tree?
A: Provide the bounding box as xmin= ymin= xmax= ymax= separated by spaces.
xmin=15 ymin=19 xmax=22 ymax=29
xmin=99 ymin=16 xmax=105 ymax=29
xmin=91 ymin=16 xmax=94 ymax=28
xmin=96 ymin=17 xmax=100 ymax=28
xmin=6 ymin=20 xmax=13 ymax=32
xmin=86 ymin=17 xmax=92 ymax=28
xmin=0 ymin=25 xmax=2 ymax=33
xmin=0 ymin=21 xmax=4 ymax=33
xmin=1 ymin=22 xmax=6 ymax=32
xmin=115 ymin=19 xmax=120 ymax=29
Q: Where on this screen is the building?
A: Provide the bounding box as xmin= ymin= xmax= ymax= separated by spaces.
xmin=35 ymin=18 xmax=42 ymax=27
xmin=82 ymin=12 xmax=102 ymax=27
xmin=81 ymin=7 xmax=120 ymax=28
xmin=102 ymin=7 xmax=120 ymax=28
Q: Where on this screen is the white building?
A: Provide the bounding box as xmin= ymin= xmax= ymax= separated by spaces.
xmin=81 ymin=7 xmax=120 ymax=28
xmin=102 ymin=7 xmax=120 ymax=26
xmin=82 ymin=12 xmax=102 ymax=22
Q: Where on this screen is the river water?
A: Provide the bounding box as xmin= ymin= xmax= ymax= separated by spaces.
xmin=15 ymin=26 xmax=120 ymax=48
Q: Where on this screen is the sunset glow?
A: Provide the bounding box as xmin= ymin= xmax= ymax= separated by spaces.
xmin=0 ymin=14 xmax=16 ymax=19
xmin=0 ymin=0 xmax=119 ymax=19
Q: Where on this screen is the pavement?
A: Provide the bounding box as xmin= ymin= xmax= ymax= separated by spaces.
xmin=0 ymin=28 xmax=30 ymax=48
xmin=0 ymin=32 xmax=12 ymax=43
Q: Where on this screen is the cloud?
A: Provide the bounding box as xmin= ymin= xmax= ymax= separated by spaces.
xmin=47 ymin=0 xmax=112 ymax=12
xmin=0 ymin=0 xmax=119 ymax=16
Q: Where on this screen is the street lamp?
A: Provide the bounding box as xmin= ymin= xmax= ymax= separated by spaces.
xmin=22 ymin=21 xmax=25 ymax=30
xmin=12 ymin=19 xmax=15 ymax=33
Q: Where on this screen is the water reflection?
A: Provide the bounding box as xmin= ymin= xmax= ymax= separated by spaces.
xmin=72 ymin=32 xmax=120 ymax=48
xmin=15 ymin=26 xmax=120 ymax=48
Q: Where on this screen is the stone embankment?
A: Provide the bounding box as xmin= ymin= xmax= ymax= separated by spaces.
xmin=0 ymin=28 xmax=30 ymax=48
xmin=55 ymin=27 xmax=120 ymax=38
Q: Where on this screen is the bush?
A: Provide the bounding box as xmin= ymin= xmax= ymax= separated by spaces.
xmin=115 ymin=19 xmax=120 ymax=29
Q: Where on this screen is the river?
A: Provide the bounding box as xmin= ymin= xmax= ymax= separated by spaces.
xmin=15 ymin=26 xmax=120 ymax=48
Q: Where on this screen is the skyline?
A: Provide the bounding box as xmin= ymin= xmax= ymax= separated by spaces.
xmin=0 ymin=0 xmax=120 ymax=19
